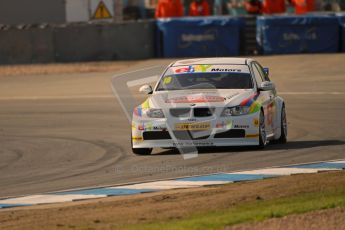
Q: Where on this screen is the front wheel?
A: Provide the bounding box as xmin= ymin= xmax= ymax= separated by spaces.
xmin=258 ymin=110 xmax=267 ymax=149
xmin=131 ymin=137 xmax=152 ymax=155
xmin=277 ymin=105 xmax=287 ymax=144
xmin=132 ymin=147 xmax=152 ymax=155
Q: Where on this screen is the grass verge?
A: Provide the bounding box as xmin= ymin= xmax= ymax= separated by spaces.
xmin=124 ymin=186 xmax=345 ymax=230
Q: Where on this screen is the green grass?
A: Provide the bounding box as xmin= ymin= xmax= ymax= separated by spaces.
xmin=123 ymin=186 xmax=345 ymax=230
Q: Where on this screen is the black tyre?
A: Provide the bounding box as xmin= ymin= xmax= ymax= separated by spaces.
xmin=258 ymin=110 xmax=267 ymax=149
xmin=132 ymin=147 xmax=152 ymax=155
xmin=131 ymin=137 xmax=152 ymax=155
xmin=277 ymin=105 xmax=287 ymax=144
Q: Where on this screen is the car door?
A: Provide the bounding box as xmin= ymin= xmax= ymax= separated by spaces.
xmin=251 ymin=62 xmax=276 ymax=136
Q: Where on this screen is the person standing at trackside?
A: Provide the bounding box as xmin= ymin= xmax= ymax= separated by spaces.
xmin=155 ymin=0 xmax=184 ymax=18
xmin=189 ymin=0 xmax=211 ymax=16
xmin=262 ymin=0 xmax=286 ymax=14
xmin=244 ymin=0 xmax=263 ymax=15
xmin=290 ymin=0 xmax=315 ymax=14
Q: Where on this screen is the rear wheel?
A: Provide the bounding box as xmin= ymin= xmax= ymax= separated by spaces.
xmin=277 ymin=105 xmax=287 ymax=144
xmin=258 ymin=110 xmax=267 ymax=149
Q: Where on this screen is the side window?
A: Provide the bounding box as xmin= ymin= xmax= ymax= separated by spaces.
xmin=254 ymin=63 xmax=270 ymax=81
xmin=252 ymin=64 xmax=264 ymax=86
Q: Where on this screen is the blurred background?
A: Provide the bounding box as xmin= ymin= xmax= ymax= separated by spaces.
xmin=0 ymin=0 xmax=344 ymax=64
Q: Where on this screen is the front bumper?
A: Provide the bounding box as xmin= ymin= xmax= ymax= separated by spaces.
xmin=132 ymin=112 xmax=260 ymax=148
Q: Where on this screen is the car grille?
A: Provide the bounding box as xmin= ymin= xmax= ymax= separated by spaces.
xmin=142 ymin=131 xmax=209 ymax=140
xmin=214 ymin=129 xmax=245 ymax=138
xmin=173 ymin=131 xmax=209 ymax=140
xmin=143 ymin=131 xmax=171 ymax=140
xmin=170 ymin=108 xmax=191 ymax=117
xmin=193 ymin=107 xmax=215 ymax=117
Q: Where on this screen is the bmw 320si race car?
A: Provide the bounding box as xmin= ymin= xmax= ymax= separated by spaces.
xmin=131 ymin=58 xmax=287 ymax=155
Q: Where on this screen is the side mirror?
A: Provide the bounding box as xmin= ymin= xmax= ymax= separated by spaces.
xmin=139 ymin=84 xmax=153 ymax=95
xmin=258 ymin=81 xmax=275 ymax=91
xmin=263 ymin=67 xmax=269 ymax=76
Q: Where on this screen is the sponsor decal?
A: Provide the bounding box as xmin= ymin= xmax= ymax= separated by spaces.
xmin=133 ymin=99 xmax=151 ymax=117
xmin=153 ymin=125 xmax=166 ymax=131
xmin=138 ymin=122 xmax=153 ymax=131
xmin=253 ymin=118 xmax=259 ymax=127
xmin=131 ymin=122 xmax=136 ymax=130
xmin=175 ymin=122 xmax=211 ymax=131
xmin=181 ymin=34 xmax=215 ymax=42
xmin=174 ymin=65 xmax=211 ymax=74
xmin=174 ymin=66 xmax=244 ymax=74
xmin=234 ymin=124 xmax=249 ymax=129
xmin=226 ymin=92 xmax=240 ymax=100
xmin=216 ymin=120 xmax=232 ymax=129
xmin=173 ymin=141 xmax=215 ymax=147
xmin=166 ymin=95 xmax=224 ymax=103
xmin=283 ymin=33 xmax=300 ymax=41
xmin=132 ymin=136 xmax=143 ymax=141
xmin=240 ymin=92 xmax=262 ymax=114
xmin=194 ymin=65 xmax=212 ymax=72
xmin=267 ymin=101 xmax=275 ymax=126
xmin=133 ymin=107 xmax=142 ymax=117
xmin=163 ymin=76 xmax=172 ymax=85
xmin=211 ymin=68 xmax=242 ymax=72
xmin=134 ymin=121 xmax=166 ymax=131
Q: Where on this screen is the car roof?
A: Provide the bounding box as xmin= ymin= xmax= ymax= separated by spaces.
xmin=171 ymin=58 xmax=251 ymax=66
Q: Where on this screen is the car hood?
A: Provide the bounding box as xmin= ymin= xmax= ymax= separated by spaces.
xmin=147 ymin=89 xmax=256 ymax=109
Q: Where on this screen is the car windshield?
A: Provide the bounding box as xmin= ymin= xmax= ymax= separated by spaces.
xmin=156 ymin=72 xmax=253 ymax=91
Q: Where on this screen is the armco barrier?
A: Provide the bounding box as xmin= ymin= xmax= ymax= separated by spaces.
xmin=257 ymin=15 xmax=339 ymax=55
xmin=0 ymin=21 xmax=155 ymax=64
xmin=0 ymin=26 xmax=55 ymax=64
xmin=156 ymin=17 xmax=244 ymax=58
xmin=54 ymin=21 xmax=155 ymax=62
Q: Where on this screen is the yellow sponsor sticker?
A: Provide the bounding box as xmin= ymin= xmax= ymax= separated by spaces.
xmin=163 ymin=76 xmax=172 ymax=85
xmin=253 ymin=118 xmax=259 ymax=127
xmin=141 ymin=99 xmax=150 ymax=109
xmin=132 ymin=136 xmax=143 ymax=141
xmin=245 ymin=134 xmax=260 ymax=138
xmin=175 ymin=122 xmax=211 ymax=131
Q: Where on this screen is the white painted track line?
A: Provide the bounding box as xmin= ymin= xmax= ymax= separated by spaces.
xmin=279 ymin=92 xmax=345 ymax=95
xmin=332 ymin=160 xmax=345 ymax=164
xmin=0 ymin=194 xmax=106 ymax=205
xmin=114 ymin=180 xmax=230 ymax=190
xmin=229 ymin=167 xmax=339 ymax=176
xmin=126 ymin=75 xmax=159 ymax=87
xmin=2 ymin=159 xmax=345 ymax=209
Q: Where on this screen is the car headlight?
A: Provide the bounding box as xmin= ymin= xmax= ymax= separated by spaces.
xmin=221 ymin=106 xmax=250 ymax=116
xmin=146 ymin=108 xmax=165 ymax=118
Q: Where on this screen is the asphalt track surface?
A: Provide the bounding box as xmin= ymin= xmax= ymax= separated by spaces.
xmin=0 ymin=54 xmax=344 ymax=198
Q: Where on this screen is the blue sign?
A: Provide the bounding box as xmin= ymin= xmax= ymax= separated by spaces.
xmin=156 ymin=17 xmax=244 ymax=57
xmin=257 ymin=15 xmax=339 ymax=54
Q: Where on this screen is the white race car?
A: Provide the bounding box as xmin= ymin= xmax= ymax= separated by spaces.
xmin=131 ymin=58 xmax=287 ymax=155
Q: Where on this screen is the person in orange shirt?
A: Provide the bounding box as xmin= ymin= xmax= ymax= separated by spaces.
xmin=189 ymin=0 xmax=210 ymax=16
xmin=244 ymin=0 xmax=263 ymax=15
xmin=155 ymin=0 xmax=184 ymax=18
xmin=262 ymin=0 xmax=286 ymax=14
xmin=290 ymin=0 xmax=314 ymax=14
